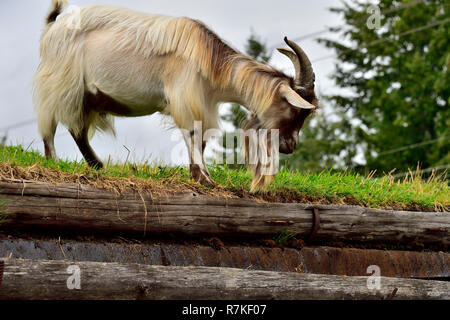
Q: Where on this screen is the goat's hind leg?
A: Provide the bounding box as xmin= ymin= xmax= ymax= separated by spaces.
xmin=70 ymin=128 xmax=103 ymax=169
xmin=39 ymin=118 xmax=57 ymax=160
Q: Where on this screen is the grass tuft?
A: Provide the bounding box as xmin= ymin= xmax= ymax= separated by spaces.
xmin=0 ymin=197 xmax=8 ymax=224
xmin=0 ymin=145 xmax=448 ymax=212
xmin=273 ymin=229 xmax=299 ymax=245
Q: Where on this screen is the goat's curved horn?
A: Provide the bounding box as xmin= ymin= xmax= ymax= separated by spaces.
xmin=277 ymin=47 xmax=301 ymax=84
xmin=283 ymin=37 xmax=315 ymax=90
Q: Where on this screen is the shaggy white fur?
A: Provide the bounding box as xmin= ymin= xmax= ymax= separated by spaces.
xmin=34 ymin=3 xmax=294 ymax=138
xmin=33 ymin=1 xmax=316 ymax=190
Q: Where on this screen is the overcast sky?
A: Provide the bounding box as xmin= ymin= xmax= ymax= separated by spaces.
xmin=0 ymin=0 xmax=345 ymax=165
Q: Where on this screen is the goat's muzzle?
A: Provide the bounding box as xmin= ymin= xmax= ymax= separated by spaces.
xmin=279 ymin=138 xmax=297 ymax=154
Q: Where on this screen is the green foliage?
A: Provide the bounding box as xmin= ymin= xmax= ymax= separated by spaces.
xmin=315 ymin=0 xmax=450 ymax=175
xmin=0 ymin=135 xmax=6 ymax=146
xmin=1 ymin=145 xmax=448 ymax=211
xmin=273 ymin=229 xmax=299 ymax=245
xmin=244 ymin=33 xmax=272 ymax=64
xmin=0 ymin=198 xmax=9 ymax=224
xmin=282 ymin=109 xmax=362 ymax=173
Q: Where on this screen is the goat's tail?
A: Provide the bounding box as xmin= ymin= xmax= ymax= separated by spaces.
xmin=46 ymin=0 xmax=68 ymax=24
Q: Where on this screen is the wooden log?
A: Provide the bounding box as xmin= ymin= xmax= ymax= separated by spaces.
xmin=0 ymin=181 xmax=448 ymax=245
xmin=0 ymin=258 xmax=448 ymax=300
xmin=1 ymin=238 xmax=449 ymax=278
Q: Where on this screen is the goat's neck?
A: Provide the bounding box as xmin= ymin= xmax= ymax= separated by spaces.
xmin=218 ymin=56 xmax=283 ymax=114
xmin=217 ymin=88 xmax=248 ymax=107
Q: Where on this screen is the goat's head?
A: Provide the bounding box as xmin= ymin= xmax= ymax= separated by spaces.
xmin=246 ymin=37 xmax=318 ymax=155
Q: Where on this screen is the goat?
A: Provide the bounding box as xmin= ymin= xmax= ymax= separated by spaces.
xmin=34 ymin=0 xmax=319 ymax=191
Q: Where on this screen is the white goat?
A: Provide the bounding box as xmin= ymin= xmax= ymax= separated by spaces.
xmin=34 ymin=0 xmax=318 ymax=190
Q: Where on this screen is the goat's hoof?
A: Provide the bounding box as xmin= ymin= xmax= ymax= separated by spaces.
xmin=198 ymin=174 xmax=216 ymax=188
xmin=190 ymin=165 xmax=215 ymax=188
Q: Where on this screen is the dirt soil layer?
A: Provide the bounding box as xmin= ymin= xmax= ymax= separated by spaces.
xmin=1 ymin=238 xmax=448 ymax=279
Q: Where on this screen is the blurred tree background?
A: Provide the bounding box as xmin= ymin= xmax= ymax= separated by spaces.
xmin=218 ymin=0 xmax=449 ymax=178
xmin=316 ymin=0 xmax=449 ymax=175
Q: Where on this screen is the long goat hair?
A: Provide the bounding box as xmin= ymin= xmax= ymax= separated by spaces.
xmin=35 ymin=3 xmax=286 ymax=138
xmin=34 ymin=1 xmax=318 ymax=191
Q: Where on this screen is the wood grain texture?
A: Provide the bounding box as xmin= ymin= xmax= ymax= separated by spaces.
xmin=0 ymin=258 xmax=448 ymax=300
xmin=0 ymin=181 xmax=448 ymax=245
xmin=1 ymin=239 xmax=448 ymax=278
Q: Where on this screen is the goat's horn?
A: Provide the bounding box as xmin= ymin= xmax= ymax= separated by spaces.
xmin=277 ymin=47 xmax=301 ymax=84
xmin=283 ymin=37 xmax=315 ymax=90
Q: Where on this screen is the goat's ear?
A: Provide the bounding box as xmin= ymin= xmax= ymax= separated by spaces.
xmin=279 ymin=84 xmax=315 ymax=110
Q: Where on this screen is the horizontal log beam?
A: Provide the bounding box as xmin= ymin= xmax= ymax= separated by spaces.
xmin=0 ymin=258 xmax=448 ymax=300
xmin=0 ymin=181 xmax=448 ymax=246
xmin=1 ymin=238 xmax=448 ymax=279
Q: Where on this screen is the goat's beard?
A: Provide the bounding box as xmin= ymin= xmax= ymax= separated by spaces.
xmin=242 ymin=116 xmax=278 ymax=193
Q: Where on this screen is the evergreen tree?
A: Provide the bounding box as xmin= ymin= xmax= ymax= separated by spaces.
xmin=315 ymin=0 xmax=450 ymax=174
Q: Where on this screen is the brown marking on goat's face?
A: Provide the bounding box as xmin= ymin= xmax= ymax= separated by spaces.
xmin=257 ymin=85 xmax=318 ymax=154
xmin=277 ymin=108 xmax=312 ymax=154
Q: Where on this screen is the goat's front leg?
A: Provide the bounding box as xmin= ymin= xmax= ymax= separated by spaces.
xmin=183 ymin=130 xmax=215 ymax=188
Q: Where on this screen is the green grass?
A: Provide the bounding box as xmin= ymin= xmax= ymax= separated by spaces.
xmin=0 ymin=198 xmax=8 ymax=224
xmin=0 ymin=145 xmax=448 ymax=211
xmin=273 ymin=229 xmax=299 ymax=245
